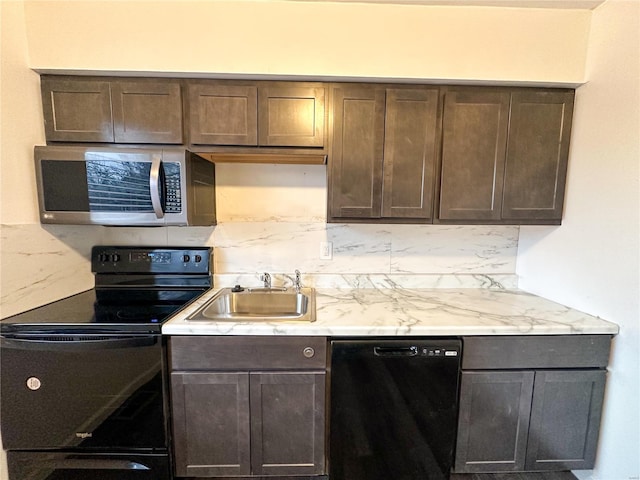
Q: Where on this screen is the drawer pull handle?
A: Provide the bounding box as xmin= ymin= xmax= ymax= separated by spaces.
xmin=303 ymin=347 xmax=315 ymax=358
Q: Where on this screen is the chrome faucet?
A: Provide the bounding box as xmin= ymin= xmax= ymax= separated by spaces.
xmin=261 ymin=272 xmax=271 ymax=288
xmin=294 ymin=269 xmax=302 ymax=293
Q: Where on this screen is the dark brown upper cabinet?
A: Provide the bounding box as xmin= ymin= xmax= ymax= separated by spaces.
xmin=41 ymin=76 xmax=183 ymax=144
xmin=439 ymin=89 xmax=510 ymax=221
xmin=328 ymin=83 xmax=440 ymax=223
xmin=188 ymin=80 xmax=326 ymax=149
xmin=41 ymin=77 xmax=114 ymax=142
xmin=110 ymin=80 xmax=183 ymax=144
xmin=258 ymin=85 xmax=325 ymax=147
xmin=188 ymin=83 xmax=258 ymax=146
xmin=502 ymin=90 xmax=574 ymax=221
xmin=438 ymin=87 xmax=574 ymax=224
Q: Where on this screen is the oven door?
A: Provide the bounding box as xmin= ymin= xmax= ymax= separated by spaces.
xmin=7 ymin=451 xmax=171 ymax=480
xmin=0 ymin=332 xmax=167 ymax=451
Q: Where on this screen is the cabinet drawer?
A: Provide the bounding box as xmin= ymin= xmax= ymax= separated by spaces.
xmin=462 ymin=335 xmax=612 ymax=369
xmin=170 ymin=336 xmax=327 ymax=370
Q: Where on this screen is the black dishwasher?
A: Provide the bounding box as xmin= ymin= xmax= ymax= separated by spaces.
xmin=330 ymin=339 xmax=461 ymax=480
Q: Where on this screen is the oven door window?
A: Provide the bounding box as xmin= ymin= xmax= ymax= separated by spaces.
xmin=0 ymin=334 xmax=166 ymax=450
xmin=7 ymin=452 xmax=171 ymax=480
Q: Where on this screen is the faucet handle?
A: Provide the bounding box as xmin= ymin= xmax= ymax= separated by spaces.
xmin=260 ymin=272 xmax=271 ymax=288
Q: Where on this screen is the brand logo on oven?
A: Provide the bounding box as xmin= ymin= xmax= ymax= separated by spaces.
xmin=75 ymin=432 xmax=93 ymax=439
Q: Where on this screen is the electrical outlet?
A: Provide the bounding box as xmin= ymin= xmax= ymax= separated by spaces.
xmin=320 ymin=241 xmax=333 ymax=260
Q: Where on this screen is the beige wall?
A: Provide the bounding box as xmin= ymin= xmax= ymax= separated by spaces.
xmin=0 ymin=0 xmax=44 ymax=225
xmin=517 ymin=1 xmax=640 ymax=478
xmin=25 ymin=0 xmax=590 ymax=83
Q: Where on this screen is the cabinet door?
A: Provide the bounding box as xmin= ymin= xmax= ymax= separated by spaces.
xmin=439 ymin=89 xmax=510 ymax=221
xmin=526 ymin=369 xmax=606 ymax=471
xmin=502 ymin=90 xmax=574 ymax=221
xmin=41 ymin=77 xmax=114 ymax=142
xmin=250 ymin=372 xmax=326 ymax=476
xmin=111 ymin=80 xmax=183 ymax=144
xmin=170 ymin=372 xmax=250 ymax=477
xmin=258 ymin=84 xmax=326 ymax=147
xmin=454 ymin=370 xmax=534 ymax=473
xmin=189 ymin=83 xmax=258 ymax=145
xmin=381 ymin=88 xmax=439 ymax=219
xmin=328 ymin=84 xmax=385 ymax=219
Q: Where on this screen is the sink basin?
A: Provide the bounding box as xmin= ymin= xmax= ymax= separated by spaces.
xmin=187 ymin=287 xmax=316 ymax=322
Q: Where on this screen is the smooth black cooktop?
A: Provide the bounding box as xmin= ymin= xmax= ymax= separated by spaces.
xmin=2 ymin=246 xmax=212 ymax=335
xmin=0 ymin=289 xmax=203 ymax=334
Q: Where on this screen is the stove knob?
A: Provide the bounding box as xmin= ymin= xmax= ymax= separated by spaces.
xmin=182 ymin=254 xmax=190 ymax=263
xmin=111 ymin=253 xmax=121 ymax=262
xmin=98 ymin=253 xmax=109 ymax=262
xmin=194 ymin=254 xmax=202 ymax=263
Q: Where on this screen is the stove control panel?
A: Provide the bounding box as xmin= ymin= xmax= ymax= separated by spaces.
xmin=91 ymin=246 xmax=212 ymax=274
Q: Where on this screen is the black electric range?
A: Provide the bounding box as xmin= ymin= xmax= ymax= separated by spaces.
xmin=0 ymin=246 xmax=212 ymax=480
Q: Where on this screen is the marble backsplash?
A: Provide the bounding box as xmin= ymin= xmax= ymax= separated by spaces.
xmin=0 ymin=224 xmax=104 ymax=318
xmin=1 ymin=221 xmax=519 ymax=318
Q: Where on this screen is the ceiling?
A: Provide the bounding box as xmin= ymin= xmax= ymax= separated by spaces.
xmin=299 ymin=0 xmax=605 ymax=9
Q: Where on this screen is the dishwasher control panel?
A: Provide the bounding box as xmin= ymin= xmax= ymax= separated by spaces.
xmin=423 ymin=346 xmax=459 ymax=357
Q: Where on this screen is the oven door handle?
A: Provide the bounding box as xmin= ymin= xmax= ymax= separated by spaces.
xmin=0 ymin=334 xmax=158 ymax=351
xmin=39 ymin=458 xmax=151 ymax=470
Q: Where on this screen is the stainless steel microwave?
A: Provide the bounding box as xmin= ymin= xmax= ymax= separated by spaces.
xmin=34 ymin=146 xmax=216 ymax=226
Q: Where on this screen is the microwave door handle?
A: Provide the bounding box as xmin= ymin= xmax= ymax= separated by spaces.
xmin=149 ymin=154 xmax=165 ymax=219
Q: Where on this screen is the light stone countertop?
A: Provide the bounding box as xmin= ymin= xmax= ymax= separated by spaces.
xmin=162 ymin=287 xmax=619 ymax=336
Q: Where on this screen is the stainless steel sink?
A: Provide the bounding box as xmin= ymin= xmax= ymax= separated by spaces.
xmin=187 ymin=287 xmax=316 ymax=322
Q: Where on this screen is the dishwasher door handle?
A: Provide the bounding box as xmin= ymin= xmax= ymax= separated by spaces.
xmin=373 ymin=346 xmax=419 ymax=357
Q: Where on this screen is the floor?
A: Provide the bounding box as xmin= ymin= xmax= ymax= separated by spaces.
xmin=450 ymin=472 xmax=578 ymax=480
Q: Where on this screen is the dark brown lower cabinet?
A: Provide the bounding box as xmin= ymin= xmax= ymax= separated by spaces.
xmin=169 ymin=336 xmax=328 ymax=478
xmin=171 ymin=372 xmax=251 ymax=477
xmin=250 ymin=372 xmax=326 ymax=476
xmin=454 ymin=369 xmax=606 ymax=473
xmin=526 ymin=370 xmax=606 ymax=471
xmin=455 ymin=371 xmax=534 ymax=472
xmin=171 ymin=371 xmax=326 ymax=478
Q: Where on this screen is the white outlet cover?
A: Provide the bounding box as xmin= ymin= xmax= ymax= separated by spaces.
xmin=320 ymin=241 xmax=333 ymax=260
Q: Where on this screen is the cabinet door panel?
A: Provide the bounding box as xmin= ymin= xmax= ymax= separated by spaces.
xmin=111 ymin=80 xmax=183 ymax=144
xmin=382 ymin=88 xmax=439 ymax=219
xmin=189 ymin=83 xmax=258 ymax=145
xmin=250 ymin=372 xmax=326 ymax=476
xmin=439 ymin=90 xmax=510 ymax=220
xmin=259 ymin=85 xmax=326 ymax=147
xmin=328 ymin=85 xmax=385 ymax=219
xmin=41 ymin=77 xmax=114 ymax=142
xmin=171 ymin=372 xmax=250 ymax=477
xmin=526 ymin=369 xmax=606 ymax=470
xmin=502 ymin=90 xmax=574 ymax=220
xmin=454 ymin=370 xmax=534 ymax=473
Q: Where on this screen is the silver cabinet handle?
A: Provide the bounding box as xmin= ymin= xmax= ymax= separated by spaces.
xmin=303 ymin=347 xmax=315 ymax=358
